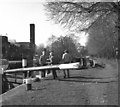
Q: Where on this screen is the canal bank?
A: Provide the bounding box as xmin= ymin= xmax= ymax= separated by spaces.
xmin=1 ymin=64 xmax=118 ymax=105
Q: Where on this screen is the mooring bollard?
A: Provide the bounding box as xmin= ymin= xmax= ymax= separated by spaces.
xmin=24 ymin=78 xmax=32 ymax=91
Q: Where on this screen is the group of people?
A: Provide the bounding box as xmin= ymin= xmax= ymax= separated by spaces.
xmin=36 ymin=49 xmax=72 ymax=79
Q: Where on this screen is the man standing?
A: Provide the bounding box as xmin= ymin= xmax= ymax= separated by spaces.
xmin=48 ymin=52 xmax=58 ymax=79
xmin=39 ymin=50 xmax=47 ymax=77
xmin=62 ymin=50 xmax=72 ymax=78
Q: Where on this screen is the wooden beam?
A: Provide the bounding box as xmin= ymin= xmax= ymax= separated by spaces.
xmin=8 ymin=61 xmax=22 ymax=64
xmin=5 ymin=62 xmax=81 ymax=73
xmin=59 ymin=62 xmax=81 ymax=69
xmin=5 ymin=65 xmax=60 ymax=73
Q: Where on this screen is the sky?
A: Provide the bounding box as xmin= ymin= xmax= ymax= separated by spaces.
xmin=0 ymin=0 xmax=88 ymax=46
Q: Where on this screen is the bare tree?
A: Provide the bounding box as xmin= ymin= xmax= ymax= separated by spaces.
xmin=36 ymin=44 xmax=45 ymax=56
xmin=45 ymin=1 xmax=119 ymax=58
xmin=45 ymin=1 xmax=120 ymax=32
xmin=46 ymin=35 xmax=79 ymax=63
xmin=87 ymin=12 xmax=118 ymax=58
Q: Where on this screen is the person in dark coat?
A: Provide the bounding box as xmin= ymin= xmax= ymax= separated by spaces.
xmin=39 ymin=50 xmax=48 ymax=77
xmin=48 ymin=52 xmax=58 ymax=79
xmin=62 ymin=50 xmax=72 ymax=78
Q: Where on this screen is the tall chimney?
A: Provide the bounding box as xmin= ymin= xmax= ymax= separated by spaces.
xmin=29 ymin=24 xmax=35 ymax=68
xmin=28 ymin=24 xmax=35 ymax=77
xmin=30 ymin=24 xmax=35 ymax=50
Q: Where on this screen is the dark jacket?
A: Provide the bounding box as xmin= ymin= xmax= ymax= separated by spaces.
xmin=39 ymin=55 xmax=47 ymax=66
xmin=62 ymin=53 xmax=71 ymax=63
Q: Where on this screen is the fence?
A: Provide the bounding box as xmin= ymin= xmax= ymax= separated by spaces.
xmin=2 ymin=57 xmax=95 ymax=94
xmin=2 ymin=62 xmax=82 ymax=93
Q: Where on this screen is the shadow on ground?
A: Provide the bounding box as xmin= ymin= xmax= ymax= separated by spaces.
xmin=57 ymin=76 xmax=117 ymax=83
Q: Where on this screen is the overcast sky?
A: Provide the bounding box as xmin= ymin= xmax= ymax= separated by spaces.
xmin=0 ymin=0 xmax=90 ymax=46
xmin=0 ymin=0 xmax=67 ymax=46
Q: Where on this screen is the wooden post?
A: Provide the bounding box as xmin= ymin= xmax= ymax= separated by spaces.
xmin=27 ymin=71 xmax=31 ymax=78
xmin=14 ymin=73 xmax=17 ymax=83
xmin=2 ymin=72 xmax=9 ymax=93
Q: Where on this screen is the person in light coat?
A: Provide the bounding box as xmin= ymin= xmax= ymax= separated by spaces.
xmin=62 ymin=50 xmax=72 ymax=78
